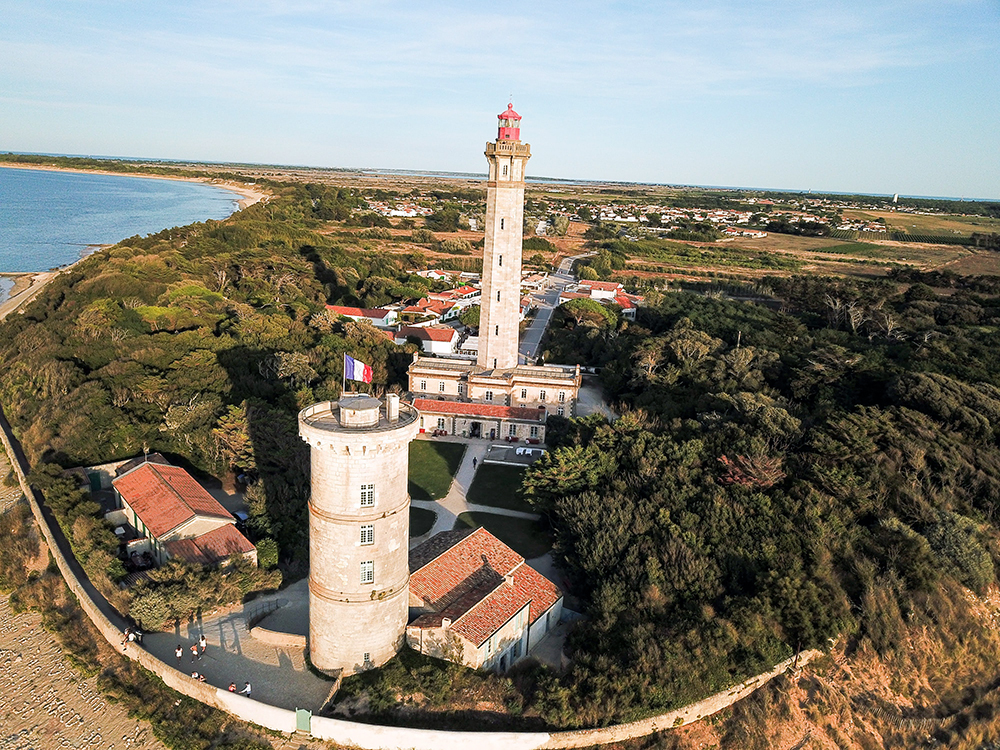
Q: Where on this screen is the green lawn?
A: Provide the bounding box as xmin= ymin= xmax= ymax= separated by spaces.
xmin=454 ymin=512 xmax=552 ymax=559
xmin=408 ymin=441 xmax=466 ymax=501
xmin=409 ymin=507 xmax=437 ymax=537
xmin=466 ymin=464 xmax=533 ymax=513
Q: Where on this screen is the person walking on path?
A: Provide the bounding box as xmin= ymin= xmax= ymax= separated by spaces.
xmin=190 ymin=644 xmax=199 ymax=663
xmin=238 ymin=682 xmax=251 ymax=698
xmin=472 ymin=456 xmax=477 ymax=470
xmin=198 ymin=634 xmax=207 ymax=655
xmin=175 ymin=645 xmax=183 ymax=665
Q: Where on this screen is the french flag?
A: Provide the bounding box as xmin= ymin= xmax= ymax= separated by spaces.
xmin=344 ymin=354 xmax=373 ymax=384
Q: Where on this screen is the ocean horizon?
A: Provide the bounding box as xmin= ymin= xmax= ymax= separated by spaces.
xmin=0 ymin=167 xmax=241 ymax=281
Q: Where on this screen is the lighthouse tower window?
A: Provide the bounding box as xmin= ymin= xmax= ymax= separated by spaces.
xmin=360 ymin=484 xmax=375 ymax=507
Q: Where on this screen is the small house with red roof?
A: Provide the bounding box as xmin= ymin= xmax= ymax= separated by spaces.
xmin=406 ymin=527 xmax=562 ymax=671
xmin=325 ymin=305 xmax=399 ymax=329
xmin=400 ymin=298 xmax=458 ymax=324
xmin=395 ymin=325 xmax=459 ymax=355
xmin=112 ymin=460 xmax=256 ymax=567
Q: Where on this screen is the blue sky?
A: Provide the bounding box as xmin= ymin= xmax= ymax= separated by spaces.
xmin=1 ymin=1 xmax=998 ymax=198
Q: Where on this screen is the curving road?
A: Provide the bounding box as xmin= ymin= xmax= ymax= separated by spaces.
xmin=518 ymin=251 xmax=594 ymax=364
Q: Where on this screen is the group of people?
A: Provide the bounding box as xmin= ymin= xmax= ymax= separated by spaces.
xmin=174 ymin=634 xmax=208 ymax=665
xmin=172 ymin=634 xmax=252 ymax=697
xmin=229 ymin=681 xmax=252 ymax=697
xmin=120 ymin=626 xmax=143 ymax=652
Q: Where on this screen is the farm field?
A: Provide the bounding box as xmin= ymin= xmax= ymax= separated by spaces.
xmin=841 ymin=209 xmax=1000 ymax=236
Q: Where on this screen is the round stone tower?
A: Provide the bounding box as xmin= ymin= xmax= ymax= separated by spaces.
xmin=298 ymin=394 xmax=420 ymax=674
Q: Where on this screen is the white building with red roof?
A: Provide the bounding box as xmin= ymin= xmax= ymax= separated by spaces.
xmin=325 ymin=305 xmax=399 ymax=329
xmin=112 ymin=460 xmax=256 ymax=567
xmin=406 ymin=527 xmax=563 ymax=671
xmin=395 ymin=325 xmax=459 ymax=355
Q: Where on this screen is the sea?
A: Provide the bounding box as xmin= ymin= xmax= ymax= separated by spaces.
xmin=0 ymin=167 xmax=241 ymax=282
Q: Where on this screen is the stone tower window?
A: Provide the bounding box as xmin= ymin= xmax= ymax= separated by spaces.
xmin=360 ymin=560 xmax=374 ymax=584
xmin=500 ymin=218 xmax=505 ymax=229
xmin=499 ymin=254 xmax=502 ymax=266
xmin=360 ymin=523 xmax=374 ymax=546
xmin=495 ymin=325 xmax=499 ymax=336
xmin=497 ymin=290 xmax=501 ymax=302
xmin=360 ymin=484 xmax=375 ymax=507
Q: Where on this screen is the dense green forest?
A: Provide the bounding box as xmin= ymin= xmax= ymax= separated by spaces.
xmin=5 ymin=167 xmax=1000 ymax=733
xmin=529 ymin=273 xmax=1000 ymax=725
xmin=0 ymin=182 xmax=428 ymax=585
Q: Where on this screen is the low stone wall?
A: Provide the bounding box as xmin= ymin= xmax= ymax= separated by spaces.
xmin=0 ymin=404 xmax=821 ymax=749
xmin=310 ymin=716 xmax=549 ymax=750
xmin=249 ymin=625 xmax=307 ymax=649
xmin=540 ymin=650 xmax=821 ymax=748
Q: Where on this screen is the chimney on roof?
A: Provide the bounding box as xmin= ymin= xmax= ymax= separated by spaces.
xmin=441 ymin=617 xmax=452 ymax=628
xmin=386 ymin=393 xmax=400 ymax=423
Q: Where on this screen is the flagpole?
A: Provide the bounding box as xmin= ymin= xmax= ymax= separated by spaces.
xmin=343 ymin=353 xmax=347 ymax=398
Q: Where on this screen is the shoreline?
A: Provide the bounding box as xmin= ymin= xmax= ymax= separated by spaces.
xmin=0 ymin=161 xmax=269 ymax=210
xmin=0 ymin=164 xmax=272 ymax=299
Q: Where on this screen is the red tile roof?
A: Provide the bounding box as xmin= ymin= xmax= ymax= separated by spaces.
xmin=413 ymin=398 xmax=544 ymax=422
xmin=408 ymin=528 xmax=562 ymax=647
xmin=113 ymin=463 xmax=233 ymax=539
xmin=453 ymin=566 xmax=557 ymax=646
xmin=327 ymin=305 xmax=393 ymax=320
xmin=581 ymin=280 xmax=623 ymax=291
xmin=163 ymin=524 xmax=255 ymax=566
xmin=397 ymin=325 xmax=458 ymax=343
xmin=409 ymin=527 xmax=522 ymax=605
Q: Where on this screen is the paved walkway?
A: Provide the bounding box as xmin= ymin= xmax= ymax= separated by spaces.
xmin=408 ymin=438 xmax=549 ymax=546
xmin=141 ymin=579 xmax=336 ymax=712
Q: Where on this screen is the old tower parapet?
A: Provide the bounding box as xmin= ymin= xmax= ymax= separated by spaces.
xmin=299 ymin=394 xmax=419 ymax=673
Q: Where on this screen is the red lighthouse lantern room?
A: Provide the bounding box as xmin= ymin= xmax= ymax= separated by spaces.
xmin=497 ymin=103 xmax=521 ymax=141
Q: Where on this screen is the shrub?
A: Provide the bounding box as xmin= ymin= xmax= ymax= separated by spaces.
xmin=926 ymin=511 xmax=995 ymax=594
xmin=410 ymin=229 xmax=436 ymax=243
xmin=439 ymin=237 xmax=472 ymax=255
xmin=256 ymin=537 xmax=279 ymax=569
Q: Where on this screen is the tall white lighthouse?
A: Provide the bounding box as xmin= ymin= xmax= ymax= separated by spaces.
xmin=478 ymin=103 xmax=531 ymax=371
